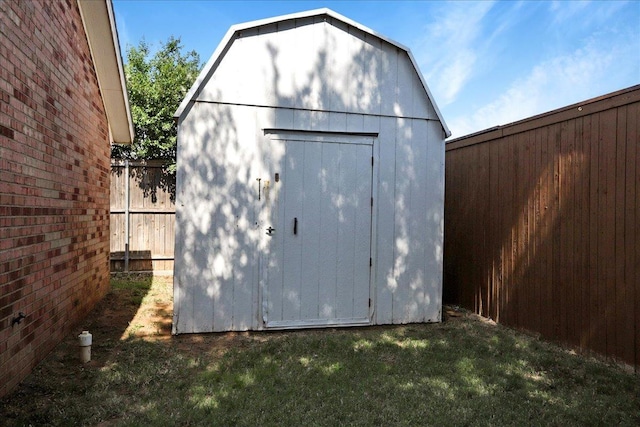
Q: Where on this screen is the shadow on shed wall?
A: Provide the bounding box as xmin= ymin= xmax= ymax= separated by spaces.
xmin=173 ymin=16 xmax=445 ymax=332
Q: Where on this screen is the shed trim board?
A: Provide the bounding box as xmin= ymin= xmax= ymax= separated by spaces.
xmin=193 ymin=99 xmax=446 ymax=123
xmin=172 ymin=9 xmax=446 ymax=333
xmin=264 ymin=128 xmax=378 ymax=143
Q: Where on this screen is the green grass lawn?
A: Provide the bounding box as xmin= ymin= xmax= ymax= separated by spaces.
xmin=2 ymin=275 xmax=639 ymax=426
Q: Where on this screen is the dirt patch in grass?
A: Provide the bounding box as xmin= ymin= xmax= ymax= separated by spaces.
xmin=2 ymin=275 xmax=639 ymax=426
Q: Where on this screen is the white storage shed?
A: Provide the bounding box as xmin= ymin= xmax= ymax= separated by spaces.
xmin=172 ymin=8 xmax=450 ymax=333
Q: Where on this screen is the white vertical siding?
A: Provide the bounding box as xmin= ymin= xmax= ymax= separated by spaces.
xmin=369 ymin=116 xmax=444 ymax=325
xmin=174 ymin=14 xmax=445 ymax=333
xmin=335 ymin=144 xmax=358 ymax=318
xmin=373 ymin=117 xmax=397 ymax=324
xmin=353 ymin=144 xmax=374 ymax=319
xmin=300 ymin=142 xmax=323 ymax=318
xmin=174 ymin=103 xmax=265 ymax=333
xmin=195 ymin=19 xmax=437 ymax=120
xmin=392 ymin=117 xmax=413 ymax=323
xmin=317 ymin=142 xmax=339 ymax=319
xmin=424 ymin=121 xmax=445 ymax=322
xmin=274 ymin=107 xmax=294 ymax=129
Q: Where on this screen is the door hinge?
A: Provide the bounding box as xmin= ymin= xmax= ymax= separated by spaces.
xmin=369 ymin=257 xmax=372 ymax=267
xmin=369 ymin=298 xmax=372 ymax=307
xmin=370 ymin=197 xmax=373 ymax=207
xmin=371 ymin=156 xmax=374 ymax=166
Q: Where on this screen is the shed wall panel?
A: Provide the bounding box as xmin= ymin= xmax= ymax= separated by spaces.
xmin=195 ymin=20 xmax=435 ymax=120
xmin=392 ymin=119 xmax=412 ymax=322
xmin=174 ymin=102 xmax=444 ymax=332
xmin=424 ymin=121 xmax=445 ymax=321
xmin=174 ymin=12 xmax=445 ymax=333
xmin=300 ymin=142 xmax=323 ymax=319
xmin=373 ymin=116 xmax=397 ymax=324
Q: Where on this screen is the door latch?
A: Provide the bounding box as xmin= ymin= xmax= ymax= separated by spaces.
xmin=266 ymin=226 xmax=275 ymax=236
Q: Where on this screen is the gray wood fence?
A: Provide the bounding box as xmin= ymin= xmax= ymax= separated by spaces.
xmin=110 ymin=160 xmax=175 ymax=272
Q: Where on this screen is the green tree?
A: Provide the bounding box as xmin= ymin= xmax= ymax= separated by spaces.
xmin=112 ymin=36 xmax=201 ymax=172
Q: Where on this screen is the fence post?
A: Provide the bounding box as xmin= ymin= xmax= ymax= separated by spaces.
xmin=124 ymin=159 xmax=130 ymax=272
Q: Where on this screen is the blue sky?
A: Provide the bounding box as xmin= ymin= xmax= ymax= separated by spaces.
xmin=113 ymin=0 xmax=640 ymax=138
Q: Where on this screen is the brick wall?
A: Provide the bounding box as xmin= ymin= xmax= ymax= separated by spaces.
xmin=0 ymin=0 xmax=112 ymax=397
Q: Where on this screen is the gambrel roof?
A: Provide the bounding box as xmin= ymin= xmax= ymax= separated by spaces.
xmin=175 ymin=8 xmax=450 ymax=137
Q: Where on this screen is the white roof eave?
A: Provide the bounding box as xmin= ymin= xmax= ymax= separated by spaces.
xmin=174 ymin=8 xmax=450 ymax=137
xmin=78 ymin=0 xmax=134 ymax=144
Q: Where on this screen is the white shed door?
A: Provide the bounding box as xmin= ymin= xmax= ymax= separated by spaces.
xmin=262 ymin=135 xmax=373 ymax=328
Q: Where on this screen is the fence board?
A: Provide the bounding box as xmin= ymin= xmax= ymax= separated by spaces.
xmin=478 ymin=144 xmax=490 ymax=317
xmin=600 ymin=109 xmax=617 ymax=357
xmin=588 ymin=113 xmax=605 ymax=355
xmin=575 ymin=117 xmax=589 ymax=350
xmin=615 ymin=105 xmax=629 ymax=362
xmin=110 ymin=160 xmax=175 ymax=272
xmin=489 ymin=139 xmax=500 ymax=322
xmin=523 ymin=129 xmax=532 ymax=330
xmin=632 ymin=101 xmax=640 ymax=369
xmin=550 ymin=122 xmax=562 ymax=341
xmin=539 ymin=125 xmax=552 ymax=340
xmin=444 ymin=85 xmax=640 ymax=369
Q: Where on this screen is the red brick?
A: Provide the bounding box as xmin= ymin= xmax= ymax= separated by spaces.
xmin=0 ymin=0 xmax=111 ymax=398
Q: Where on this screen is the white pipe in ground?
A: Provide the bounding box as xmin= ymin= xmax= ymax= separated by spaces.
xmin=78 ymin=330 xmax=92 ymax=363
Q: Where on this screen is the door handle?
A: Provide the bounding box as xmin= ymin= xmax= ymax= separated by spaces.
xmin=294 ymin=217 xmax=297 ymax=235
xmin=266 ymin=226 xmax=275 ymax=236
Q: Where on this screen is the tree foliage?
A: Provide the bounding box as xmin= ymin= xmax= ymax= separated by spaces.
xmin=112 ymin=37 xmax=201 ymax=172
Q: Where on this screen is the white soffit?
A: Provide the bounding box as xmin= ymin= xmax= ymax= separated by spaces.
xmin=78 ymin=0 xmax=133 ymax=144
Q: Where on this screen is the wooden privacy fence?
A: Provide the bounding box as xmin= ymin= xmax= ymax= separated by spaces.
xmin=110 ymin=160 xmax=175 ymax=272
xmin=444 ymin=85 xmax=639 ymax=369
